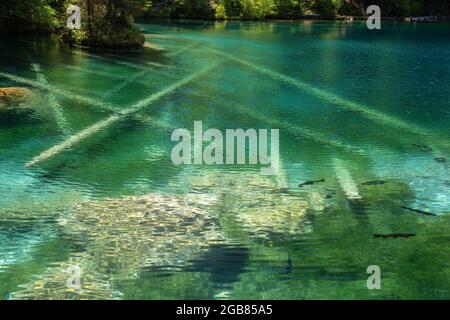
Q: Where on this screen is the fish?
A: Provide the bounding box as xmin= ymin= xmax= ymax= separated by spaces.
xmin=400 ymin=206 xmax=437 ymax=216
xmin=298 ymin=178 xmax=325 ymax=187
xmin=361 ymin=180 xmax=386 ymax=186
xmin=412 ymin=143 xmax=432 ymax=152
xmin=373 ymin=233 xmax=416 ymax=239
xmin=434 ymin=157 xmax=447 ymax=163
xmin=324 ymin=189 xmax=336 ymax=199
xmin=269 ymin=188 xmax=291 ymax=195
xmin=283 ymin=253 xmax=292 ymax=274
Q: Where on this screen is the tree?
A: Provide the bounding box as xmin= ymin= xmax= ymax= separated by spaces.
xmin=61 ymin=0 xmax=149 ymax=48
xmin=312 ymin=0 xmax=338 ymax=19
xmin=275 ymin=0 xmax=303 ymax=18
xmin=0 ymin=0 xmax=59 ymax=32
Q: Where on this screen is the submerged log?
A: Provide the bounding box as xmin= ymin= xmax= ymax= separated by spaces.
xmin=401 ymin=206 xmax=437 ymax=216
xmin=298 ymin=178 xmax=325 ymax=187
xmin=362 ymin=180 xmax=386 ymax=186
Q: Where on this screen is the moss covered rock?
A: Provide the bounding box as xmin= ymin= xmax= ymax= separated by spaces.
xmin=0 ymin=87 xmax=32 ymax=106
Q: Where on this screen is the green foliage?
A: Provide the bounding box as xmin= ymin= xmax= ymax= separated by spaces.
xmin=223 ymin=0 xmax=244 ymax=18
xmin=0 ymin=0 xmax=60 ymax=32
xmin=1 ymin=0 xmax=450 ymax=38
xmin=340 ymin=0 xmax=450 ymax=17
xmin=275 ymin=0 xmax=303 ymax=18
xmin=312 ymin=0 xmax=337 ymax=19
xmin=214 ymin=3 xmax=227 ymax=19
xmin=64 ymin=29 xmax=89 ymax=44
xmin=182 ymin=0 xmax=214 ymax=18
xmin=61 ymin=0 xmax=145 ymax=48
xmin=155 ymin=0 xmax=213 ymax=19
xmin=240 ymin=0 xmax=276 ymax=19
xmin=145 ymin=0 xmax=450 ymax=20
xmin=337 ymin=0 xmax=363 ymax=17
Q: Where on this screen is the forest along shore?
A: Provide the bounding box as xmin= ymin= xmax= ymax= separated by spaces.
xmin=1 ymin=1 xmax=449 ymax=50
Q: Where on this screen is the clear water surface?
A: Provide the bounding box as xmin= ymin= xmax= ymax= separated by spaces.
xmin=0 ymin=20 xmax=449 ymax=299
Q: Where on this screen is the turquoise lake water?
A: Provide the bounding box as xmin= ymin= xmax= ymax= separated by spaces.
xmin=0 ymin=20 xmax=449 ymax=299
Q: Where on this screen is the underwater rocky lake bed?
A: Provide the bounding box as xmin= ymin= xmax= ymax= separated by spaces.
xmin=0 ymin=20 xmax=450 ymax=299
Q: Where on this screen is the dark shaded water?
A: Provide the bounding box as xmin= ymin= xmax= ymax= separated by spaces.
xmin=0 ymin=20 xmax=449 ymax=299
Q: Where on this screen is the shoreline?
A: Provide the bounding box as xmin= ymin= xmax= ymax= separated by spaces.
xmin=139 ymin=15 xmax=450 ymax=24
xmin=1 ymin=16 xmax=448 ymax=52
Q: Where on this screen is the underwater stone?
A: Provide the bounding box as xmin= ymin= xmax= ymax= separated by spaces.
xmin=10 ymin=193 xmax=224 ymax=299
xmin=0 ymin=87 xmax=33 ymax=112
xmin=174 ymin=171 xmax=312 ymax=238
